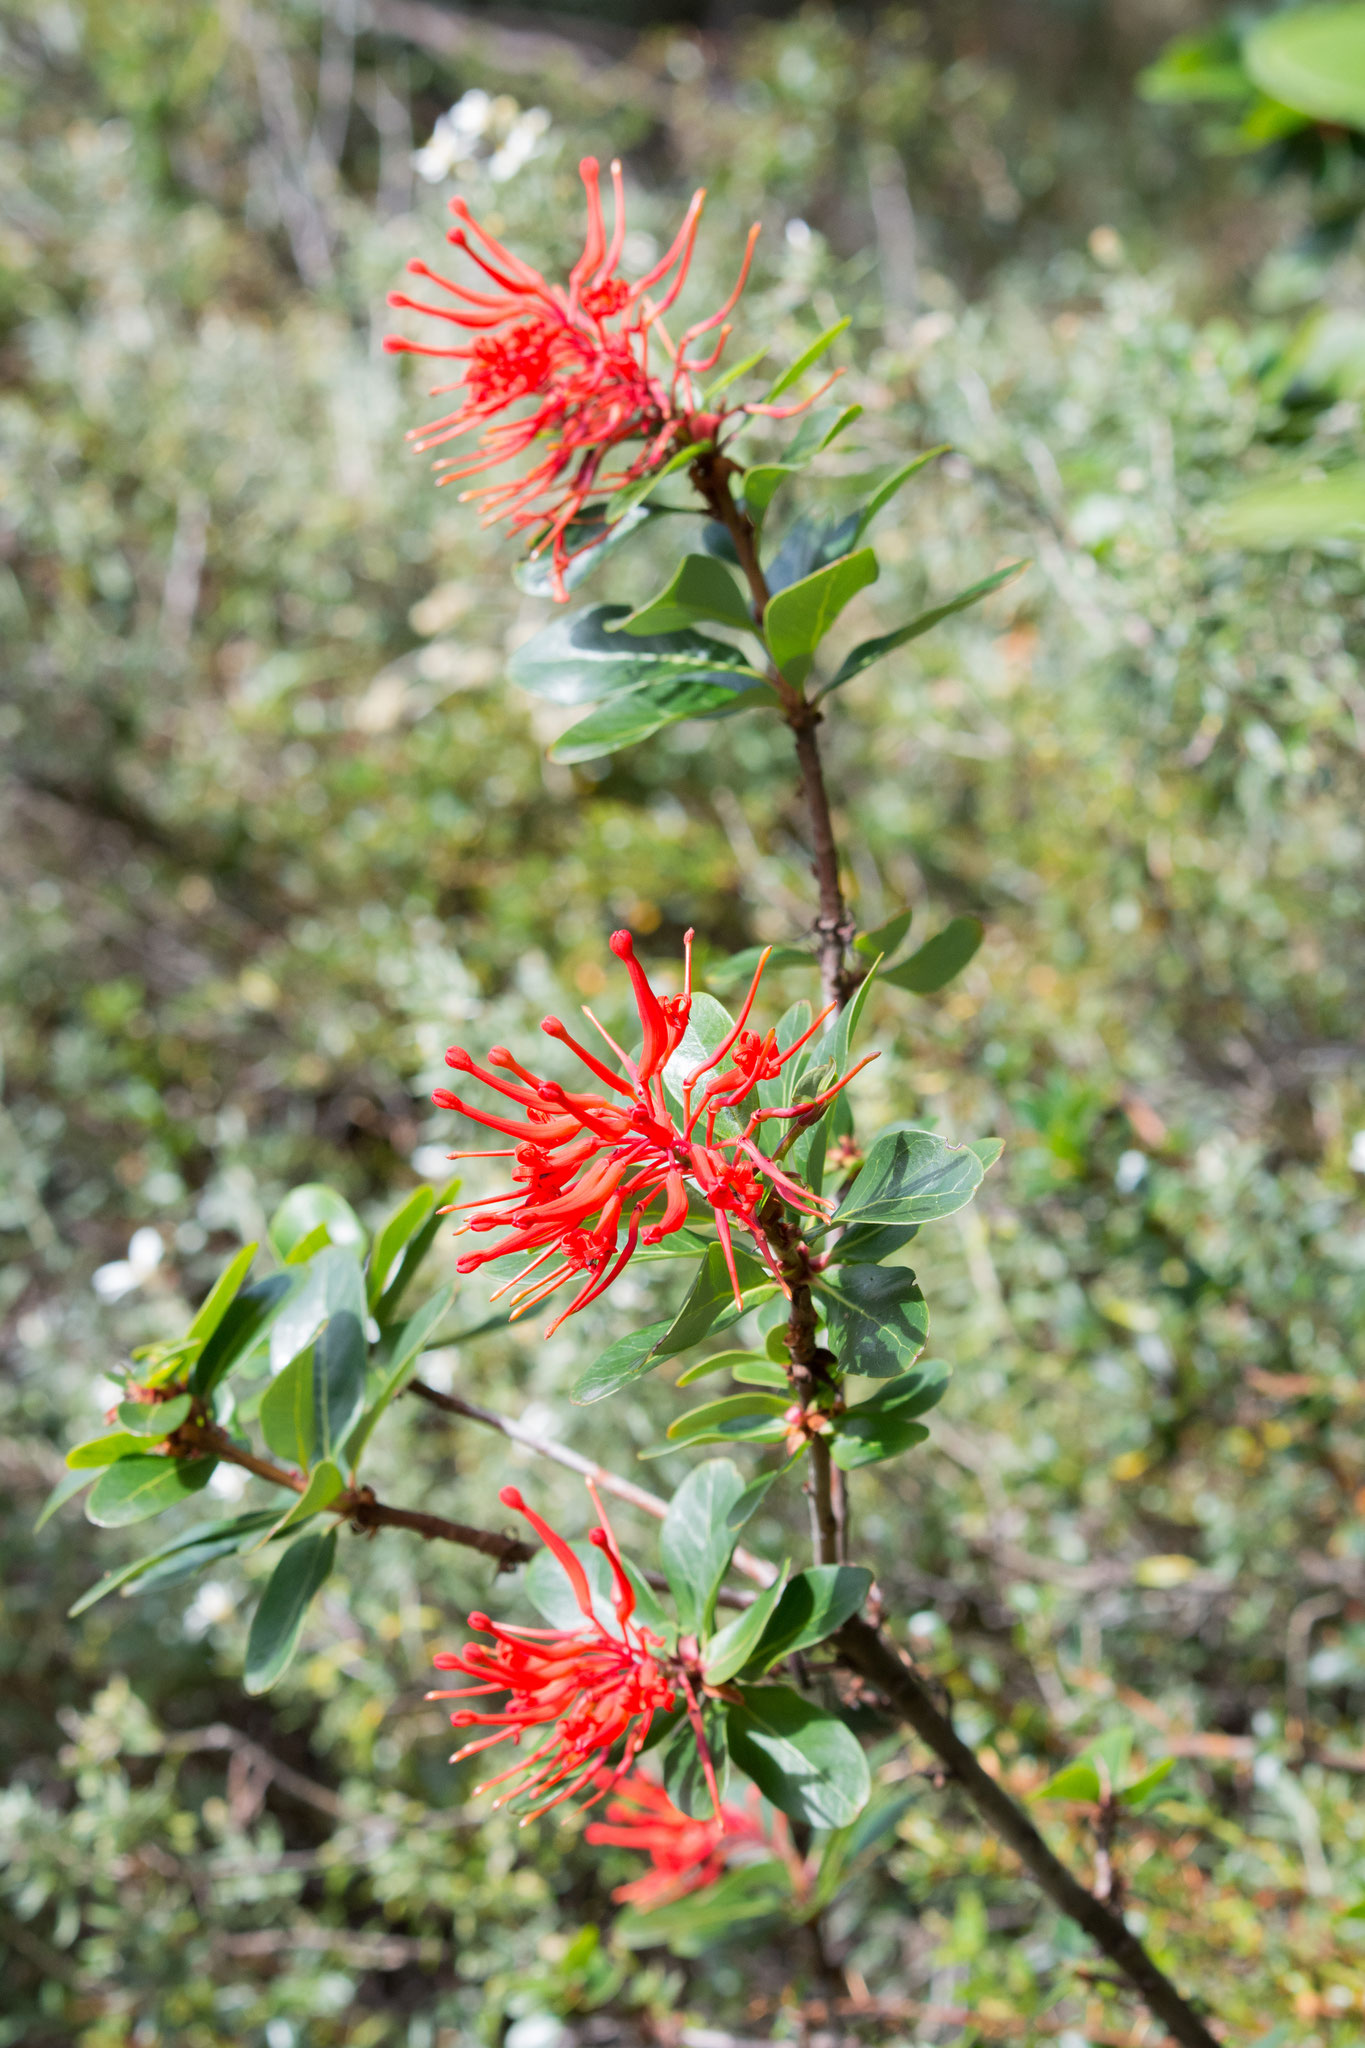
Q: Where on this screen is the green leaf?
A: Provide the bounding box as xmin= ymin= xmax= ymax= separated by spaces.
xmin=833 ymin=1221 xmax=919 ymax=1265
xmin=616 ymin=553 xmax=754 ymax=637
xmin=656 ymin=1241 xmax=770 ymax=1356
xmin=763 ymin=318 xmax=850 ymax=404
xmin=269 ymin=1184 xmax=366 ymax=1262
xmin=817 ymin=1265 xmax=928 ymax=1379
xmin=747 ymin=1565 xmax=873 ymax=1670
xmin=184 ymin=1243 xmax=258 ymax=1354
xmin=68 ymin=1509 xmax=279 ymax=1617
xmin=822 ymin=562 xmax=1027 ymax=695
xmin=312 ymin=1310 xmax=368 ymax=1460
xmin=605 ymin=441 xmax=712 ymax=524
xmin=726 ymin=1456 xmax=802 ymax=1532
xmin=781 ymin=402 xmax=863 ymax=464
xmin=703 ymin=343 xmax=770 ymax=403
xmin=257 ymin=1458 xmax=344 ymax=1545
xmin=853 ymin=908 xmax=913 ymax=961
xmin=706 ymin=944 xmax=813 ymax=990
xmin=883 ymin=916 xmax=983 ymax=994
xmin=267 ymin=1246 xmax=366 ymax=1375
xmin=1033 ymin=1760 xmax=1102 ymax=1803
xmin=1121 ymin=1756 xmax=1177 ymax=1810
xmin=514 ymin=501 xmax=660 ymax=596
xmin=968 ymin=1136 xmax=1005 ymax=1172
xmin=831 ymin=1360 xmax=951 ymax=1470
xmin=661 ymin=1700 xmax=730 ymax=1817
xmin=570 ymin=1316 xmax=676 ymax=1405
xmin=191 ymin=1272 xmax=295 ymax=1398
xmin=675 ymin=1348 xmax=776 ymax=1387
xmin=366 ymin=1186 xmax=436 ymax=1311
xmin=509 ymin=602 xmax=758 ymax=707
xmin=728 ymin=1685 xmax=870 ymax=1827
xmin=1210 ymin=463 xmax=1365 ymax=549
xmin=1244 ymin=5 xmax=1365 ymax=129
xmin=740 ymin=464 xmax=798 ymax=525
xmin=376 ymin=1177 xmax=458 ymax=1326
xmin=260 ymin=1348 xmax=317 ymax=1467
xmin=832 ymin=1126 xmax=985 ymax=1229
xmin=68 ymin=1431 xmax=166 ymax=1469
xmin=244 ymin=1528 xmax=337 ymax=1695
xmin=550 ymin=672 xmax=762 ymax=763
xmin=702 ymin=1565 xmax=791 ymax=1685
xmin=665 ymin=1392 xmax=790 ymax=1446
xmin=35 ymin=1468 xmax=96 ymax=1530
xmin=660 ymin=1459 xmax=746 ymax=1635
xmin=86 ymin=1455 xmax=216 ymax=1527
xmin=115 ymin=1394 xmax=192 ymax=1438
xmin=850 ymin=449 xmax=949 ymax=545
xmin=345 ymin=1281 xmax=454 ymax=1467
xmin=1137 ymin=31 xmax=1249 ymax=106
xmin=764 ymin=548 xmax=879 ymax=688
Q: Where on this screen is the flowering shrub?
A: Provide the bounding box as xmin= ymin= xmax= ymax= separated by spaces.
xmin=50 ymin=153 xmax=1225 ymax=2048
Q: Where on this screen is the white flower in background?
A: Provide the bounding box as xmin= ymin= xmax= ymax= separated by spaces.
xmin=413 ymin=90 xmax=550 ymax=186
xmin=1114 ymin=1148 xmax=1147 ymax=1194
xmin=410 ymin=1141 xmax=454 ymax=1180
xmin=92 ymin=1225 xmax=164 ymax=1303
xmin=183 ymin=1580 xmax=236 ymax=1640
xmin=1349 ymin=1128 xmax=1365 ymax=1173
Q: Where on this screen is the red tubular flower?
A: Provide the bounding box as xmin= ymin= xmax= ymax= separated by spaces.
xmin=383 ymin=156 xmax=840 ymax=598
xmin=428 ymin=1482 xmax=675 ymax=1822
xmin=585 ymin=1771 xmax=775 ymax=1909
xmin=433 ymin=929 xmax=876 ymax=1333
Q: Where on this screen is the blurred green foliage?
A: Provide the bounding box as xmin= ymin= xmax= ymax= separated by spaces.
xmin=6 ymin=0 xmax=1365 ymax=2042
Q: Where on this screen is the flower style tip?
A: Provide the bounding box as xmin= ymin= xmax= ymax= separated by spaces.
xmin=385 ymin=160 xmax=824 ymax=598
xmin=435 ymin=931 xmax=872 ymax=1333
xmin=428 ymin=1483 xmax=674 ymax=1822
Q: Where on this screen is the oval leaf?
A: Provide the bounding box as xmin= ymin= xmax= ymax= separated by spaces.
xmin=728 ymin=1685 xmax=870 ymax=1828
xmin=832 ymin=1128 xmax=984 ymax=1230
xmin=86 ymin=1455 xmax=216 ymax=1528
xmin=764 ymin=548 xmax=879 ymax=688
xmin=244 ymin=1528 xmax=338 ymax=1695
xmin=660 ymin=1459 xmax=746 ymax=1636
xmin=817 ymin=1265 xmax=928 ymax=1379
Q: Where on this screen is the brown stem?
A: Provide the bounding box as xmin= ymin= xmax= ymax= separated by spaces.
xmin=835 ymin=1618 xmax=1220 ymax=2048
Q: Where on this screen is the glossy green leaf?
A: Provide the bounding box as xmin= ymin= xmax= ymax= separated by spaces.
xmin=267 ymin=1246 xmax=366 ymax=1375
xmin=1244 ymin=5 xmax=1365 ymax=129
xmin=1033 ymin=1759 xmax=1102 ymax=1803
xmin=831 ymin=1359 xmax=951 ymax=1469
xmin=764 ymin=548 xmax=879 ymax=688
xmin=763 ymin=318 xmax=850 ymax=404
xmin=660 ymin=1458 xmax=746 ymax=1635
xmin=550 ymin=674 xmax=764 ymax=763
xmin=883 ymin=916 xmax=984 ymax=994
xmin=658 ymin=1241 xmax=770 ymax=1358
xmin=67 ymin=1431 xmax=164 ymax=1470
xmin=1121 ymin=1756 xmax=1178 ymax=1809
xmin=510 ymin=603 xmax=757 ymax=707
xmin=821 ymin=562 xmax=1027 ymax=695
xmin=833 ymin=1220 xmax=919 ymax=1265
xmin=613 ymin=1861 xmax=792 ymax=1953
xmin=831 ymin=1127 xmax=985 ymax=1229
xmin=257 ymin=1458 xmax=344 ymax=1545
xmin=747 ymin=1565 xmax=873 ymax=1670
xmin=781 ymin=402 xmax=863 ymax=464
xmin=244 ymin=1527 xmax=337 ymax=1695
xmin=191 ymin=1272 xmax=295 ymax=1398
xmin=728 ymin=1685 xmax=870 ymax=1827
xmin=740 ymin=463 xmax=797 ymax=525
xmin=703 ymin=343 xmax=770 ymax=403
xmin=115 ymin=1394 xmax=192 ymax=1439
xmin=268 ymin=1184 xmax=366 ymax=1262
xmin=616 ymin=554 xmax=754 ymax=637
xmin=850 ymin=449 xmax=949 ymax=544
xmin=1137 ymin=30 xmax=1250 ymax=105
xmin=702 ymin=1565 xmax=791 ymax=1685
xmin=68 ymin=1509 xmax=278 ymax=1617
xmin=675 ymin=1348 xmax=775 ymax=1387
xmin=665 ymin=1391 xmax=790 ymax=1444
xmin=260 ymin=1347 xmax=316 ymax=1467
xmin=969 ymin=1136 xmax=1005 ymax=1172
xmin=817 ymin=1265 xmax=928 ymax=1379
xmin=86 ymin=1454 xmax=216 ymax=1527
xmin=184 ymin=1242 xmax=257 ymax=1354
xmin=376 ymin=1176 xmax=458 ymax=1326
xmin=345 ymin=1281 xmax=454 ymax=1466
xmin=853 ymin=908 xmax=913 ymax=961
xmin=570 ymin=1316 xmax=676 ymax=1405
xmin=366 ymin=1186 xmax=436 ymax=1311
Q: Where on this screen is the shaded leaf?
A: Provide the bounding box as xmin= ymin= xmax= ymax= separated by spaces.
xmin=748 ymin=1566 xmax=873 ymax=1670
xmin=345 ymin=1282 xmax=454 ymax=1466
xmin=570 ymin=1316 xmax=676 ymax=1405
xmin=831 ymin=1127 xmax=984 ymax=1229
xmin=817 ymin=1265 xmax=928 ymax=1379
xmin=660 ymin=1459 xmax=745 ymax=1635
xmin=662 ymin=1699 xmax=730 ymax=1817
xmin=702 ymin=1565 xmax=791 ymax=1685
xmin=514 ymin=502 xmax=659 ymax=596
xmin=853 ymin=908 xmax=913 ymax=961
xmin=184 ymin=1242 xmax=258 ymax=1354
xmin=68 ymin=1509 xmax=278 ymax=1616
xmin=115 ymin=1394 xmax=192 ymax=1438
xmin=550 ymin=673 xmax=762 ymax=764
xmin=191 ymin=1272 xmax=295 ymax=1399
xmin=764 ymin=548 xmax=879 ymax=688
xmin=244 ymin=1528 xmax=337 ymax=1695
xmin=616 ymin=553 xmax=753 ymax=636
xmin=883 ymin=916 xmax=984 ymax=994
xmin=728 ymin=1685 xmax=870 ymax=1827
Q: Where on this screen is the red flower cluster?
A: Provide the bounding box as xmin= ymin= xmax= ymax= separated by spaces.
xmin=434 ymin=930 xmax=874 ymax=1334
xmin=384 ymin=157 xmax=835 ymax=597
xmin=585 ymin=1771 xmax=775 ymax=1910
xmin=429 ymin=1484 xmax=675 ymax=1821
